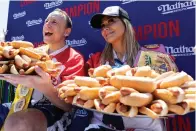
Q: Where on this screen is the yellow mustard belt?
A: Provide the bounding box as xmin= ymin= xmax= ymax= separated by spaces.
xmin=1 ymin=85 xmax=33 ymax=131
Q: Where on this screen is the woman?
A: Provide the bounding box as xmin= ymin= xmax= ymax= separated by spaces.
xmin=0 ymin=8 xmax=85 ymax=131
xmin=84 ymin=6 xmax=165 ymax=131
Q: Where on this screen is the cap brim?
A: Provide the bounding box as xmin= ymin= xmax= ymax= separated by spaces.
xmin=90 ymin=13 xmax=118 ymax=29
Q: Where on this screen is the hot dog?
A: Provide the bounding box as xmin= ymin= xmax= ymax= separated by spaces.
xmin=64 ymin=96 xmax=74 ymax=104
xmin=88 ymin=65 xmax=112 ymax=78
xmin=57 ymin=80 xmax=75 ymax=89
xmin=0 ymin=64 xmax=9 ymax=74
xmin=183 ymin=99 xmax=196 ymax=110
xmin=19 ymin=47 xmax=41 ymax=60
xmin=3 ymin=46 xmax=19 ymax=59
xmin=155 ymin=71 xmax=175 ymax=81
xmin=102 ymin=91 xmax=121 ymax=105
xmin=110 ymin=75 xmax=157 ymax=93
xmin=107 ymin=65 xmax=131 ymax=77
xmin=73 ymin=95 xmax=94 ymax=109
xmin=181 ymin=81 xmax=196 ymax=88
xmin=11 ymin=41 xmax=34 ymax=49
xmin=116 ymin=103 xmax=138 ymax=117
xmin=168 ymin=101 xmax=190 ymax=115
xmin=58 ymin=84 xmax=79 ymax=99
xmin=139 ymin=100 xmax=168 ymax=119
xmin=10 ymin=64 xmax=19 ymax=74
xmin=119 ymin=87 xmax=153 ymax=107
xmin=155 ymin=71 xmax=176 ymax=88
xmin=150 ymin=70 xmax=160 ymax=78
xmin=183 ymin=88 xmax=196 ymax=94
xmin=134 ymin=66 xmax=152 ymax=77
xmin=79 ymin=87 xmax=100 ymax=100
xmin=185 ymin=94 xmax=196 ymax=100
xmin=95 ymin=77 xmax=110 ymax=86
xmin=36 ymin=60 xmax=61 ymax=77
xmin=94 ymin=99 xmax=116 ymax=113
xmin=159 ymin=71 xmax=190 ymax=89
xmin=99 ymin=86 xmax=119 ymax=100
xmin=14 ymin=55 xmax=30 ymax=69
xmin=153 ymin=87 xmax=185 ymax=104
xmin=74 ymin=76 xmax=101 ymax=87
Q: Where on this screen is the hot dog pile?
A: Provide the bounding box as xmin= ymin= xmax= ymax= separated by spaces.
xmin=0 ymin=41 xmax=61 ymax=77
xmin=58 ymin=65 xmax=196 ymax=119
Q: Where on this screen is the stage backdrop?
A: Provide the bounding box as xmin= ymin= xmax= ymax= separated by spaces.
xmin=4 ymin=1 xmax=196 ymax=131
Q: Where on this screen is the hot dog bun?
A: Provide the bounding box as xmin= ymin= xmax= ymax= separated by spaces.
xmin=102 ymin=91 xmax=120 ymax=105
xmin=19 ymin=47 xmax=41 ymax=60
xmin=183 ymin=88 xmax=196 ymax=94
xmin=139 ymin=106 xmax=158 ymax=119
xmin=168 ymin=101 xmax=190 ymax=115
xmin=57 ymin=80 xmax=75 ymax=89
xmin=185 ymin=94 xmax=196 ymax=100
xmin=116 ymin=103 xmax=138 ymax=117
xmin=11 ymin=41 xmax=34 ymax=49
xmin=0 ymin=64 xmax=8 ymax=74
xmin=94 ymin=99 xmax=116 ymax=113
xmin=88 ymin=65 xmax=112 ymax=78
xmin=153 ymin=87 xmax=185 ymax=104
xmin=181 ymin=81 xmax=196 ymax=88
xmin=107 ymin=65 xmax=131 ymax=77
xmin=73 ymin=95 xmax=94 ymax=109
xmin=98 ymin=86 xmax=119 ymax=100
xmin=134 ymin=66 xmax=152 ymax=77
xmin=120 ymin=87 xmax=153 ymax=107
xmin=183 ymin=99 xmax=196 ymax=109
xmin=149 ymin=100 xmax=168 ymax=116
xmin=3 ymin=46 xmax=19 ymax=59
xmin=110 ymin=75 xmax=157 ymax=93
xmin=79 ymin=87 xmax=100 ymax=100
xmin=160 ymin=71 xmax=190 ymax=89
xmin=14 ymin=55 xmax=30 ymax=69
xmin=74 ymin=76 xmax=101 ymax=87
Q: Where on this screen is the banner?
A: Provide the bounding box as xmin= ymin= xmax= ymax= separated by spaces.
xmin=5 ymin=1 xmax=196 ymax=131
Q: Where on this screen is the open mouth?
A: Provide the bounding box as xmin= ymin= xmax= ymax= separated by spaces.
xmin=45 ymin=31 xmax=53 ymax=36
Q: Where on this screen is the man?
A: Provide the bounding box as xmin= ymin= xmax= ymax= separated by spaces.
xmin=0 ymin=8 xmax=86 ymax=131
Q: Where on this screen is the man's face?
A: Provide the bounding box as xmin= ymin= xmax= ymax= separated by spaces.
xmin=43 ymin=11 xmax=67 ymax=44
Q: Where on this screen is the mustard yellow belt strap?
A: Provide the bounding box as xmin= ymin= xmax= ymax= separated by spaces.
xmin=1 ymin=85 xmax=33 ymax=131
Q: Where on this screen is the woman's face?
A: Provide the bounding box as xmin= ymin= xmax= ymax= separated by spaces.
xmin=101 ymin=16 xmax=125 ymax=44
xmin=43 ymin=11 xmax=67 ymax=44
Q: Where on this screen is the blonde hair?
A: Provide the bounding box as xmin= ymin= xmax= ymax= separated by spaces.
xmin=100 ymin=18 xmax=140 ymax=67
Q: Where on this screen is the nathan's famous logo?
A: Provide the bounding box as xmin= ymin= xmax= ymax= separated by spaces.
xmin=11 ymin=35 xmax=25 ymax=41
xmin=165 ymin=45 xmax=195 ymax=56
xmin=44 ymin=0 xmax=63 ymax=10
xmin=120 ymin=0 xmax=137 ymax=4
xmin=13 ymin=11 xmax=26 ymax=19
xmin=66 ymin=38 xmax=87 ymax=47
xmin=158 ymin=1 xmax=196 ymax=15
xmin=26 ymin=18 xmax=43 ymax=27
xmin=74 ymin=109 xmax=88 ymax=118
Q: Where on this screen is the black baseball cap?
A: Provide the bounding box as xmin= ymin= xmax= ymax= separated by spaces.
xmin=90 ymin=6 xmax=130 ymax=29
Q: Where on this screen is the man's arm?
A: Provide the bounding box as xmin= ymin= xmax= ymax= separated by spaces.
xmin=45 ymin=53 xmax=85 ymax=111
xmin=41 ymin=82 xmax=72 ymax=111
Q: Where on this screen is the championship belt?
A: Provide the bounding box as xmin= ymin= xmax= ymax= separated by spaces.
xmin=134 ymin=50 xmax=178 ymax=74
xmin=1 ymin=85 xmax=33 ymax=131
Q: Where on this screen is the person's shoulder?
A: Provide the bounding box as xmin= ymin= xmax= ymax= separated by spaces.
xmin=68 ymin=47 xmax=84 ymax=59
xmin=89 ymin=52 xmax=102 ymax=59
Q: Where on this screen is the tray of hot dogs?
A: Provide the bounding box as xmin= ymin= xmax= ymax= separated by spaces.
xmin=0 ymin=41 xmax=61 ymax=77
xmin=58 ymin=65 xmax=196 ymax=119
